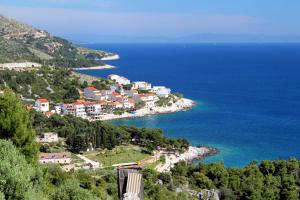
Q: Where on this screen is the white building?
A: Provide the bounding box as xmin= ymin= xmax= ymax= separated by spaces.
xmin=39 ymin=153 xmax=71 ymax=164
xmin=122 ymin=99 xmax=135 ymax=109
xmin=54 ymin=105 xmax=62 ymax=114
xmin=36 ymin=132 xmax=59 ymax=143
xmin=101 ymin=90 xmax=113 ymax=100
xmin=85 ymin=102 xmax=102 ymax=114
xmin=132 ymin=81 xmax=152 ymax=90
xmin=133 ymin=93 xmax=159 ymax=108
xmin=84 ymin=87 xmax=103 ymax=100
xmin=62 ymin=101 xmax=87 ymax=119
xmin=152 ymin=86 xmax=171 ymax=97
xmin=37 ymin=132 xmax=58 ymax=143
xmin=35 ymin=98 xmax=49 ymax=112
xmin=108 ymin=74 xmax=131 ymax=85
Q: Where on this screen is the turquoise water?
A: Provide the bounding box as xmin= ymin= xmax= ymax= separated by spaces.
xmin=79 ymin=43 xmax=300 ymax=167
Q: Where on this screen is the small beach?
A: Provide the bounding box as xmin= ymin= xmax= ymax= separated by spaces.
xmin=73 ymin=64 xmax=116 ymax=70
xmin=90 ymin=98 xmax=196 ymax=121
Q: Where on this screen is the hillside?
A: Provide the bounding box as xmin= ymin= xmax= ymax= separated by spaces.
xmin=0 ymin=14 xmax=115 ymax=68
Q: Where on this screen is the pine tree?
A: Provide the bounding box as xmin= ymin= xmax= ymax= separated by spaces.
xmin=0 ymin=89 xmax=38 ymax=163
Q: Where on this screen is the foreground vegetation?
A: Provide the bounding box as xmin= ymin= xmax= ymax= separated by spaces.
xmin=0 ymin=86 xmax=299 ymax=200
xmin=31 ymin=109 xmax=190 ymax=153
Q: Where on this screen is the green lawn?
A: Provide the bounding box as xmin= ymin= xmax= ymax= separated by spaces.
xmin=84 ymin=145 xmax=150 ymax=167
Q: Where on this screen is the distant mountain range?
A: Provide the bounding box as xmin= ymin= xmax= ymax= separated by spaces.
xmin=0 ymin=14 xmax=114 ymax=67
xmin=63 ymin=33 xmax=300 ymax=44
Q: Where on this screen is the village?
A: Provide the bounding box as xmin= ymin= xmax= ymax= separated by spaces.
xmin=29 ymin=74 xmax=209 ymax=173
xmin=31 ymin=74 xmax=194 ymax=121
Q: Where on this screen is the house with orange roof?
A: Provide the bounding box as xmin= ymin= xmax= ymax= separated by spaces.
xmin=84 ymin=86 xmax=105 ymax=100
xmin=85 ymin=101 xmax=102 ymax=115
xmin=61 ymin=100 xmax=87 ymax=118
xmin=133 ymin=93 xmax=158 ymax=108
xmin=122 ymin=99 xmax=135 ymax=109
xmin=35 ymin=98 xmax=49 ymax=112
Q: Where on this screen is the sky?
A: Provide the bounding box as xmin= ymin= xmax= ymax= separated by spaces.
xmin=0 ymin=0 xmax=300 ymax=42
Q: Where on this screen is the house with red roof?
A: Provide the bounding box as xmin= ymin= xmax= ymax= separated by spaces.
xmin=61 ymin=100 xmax=87 ymax=119
xmin=133 ymin=93 xmax=159 ymax=108
xmin=84 ymin=86 xmax=104 ymax=100
xmin=35 ymin=98 xmax=49 ymax=112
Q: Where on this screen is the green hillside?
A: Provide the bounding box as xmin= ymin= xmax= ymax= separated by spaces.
xmin=0 ymin=14 xmax=114 ymax=68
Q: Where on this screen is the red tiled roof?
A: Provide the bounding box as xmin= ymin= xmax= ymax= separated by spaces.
xmin=145 ymin=93 xmax=157 ymax=96
xmin=128 ymin=99 xmax=135 ymax=104
xmin=72 ymin=100 xmax=87 ymax=105
xmin=86 ymin=86 xmax=98 ymax=91
xmin=45 ymin=112 xmax=54 ymax=117
xmin=37 ymin=98 xmax=49 ymax=103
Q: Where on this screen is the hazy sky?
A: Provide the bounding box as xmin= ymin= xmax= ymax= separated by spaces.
xmin=0 ymin=0 xmax=300 ymax=39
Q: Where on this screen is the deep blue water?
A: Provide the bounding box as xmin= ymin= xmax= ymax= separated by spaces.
xmin=79 ymin=43 xmax=300 ymax=167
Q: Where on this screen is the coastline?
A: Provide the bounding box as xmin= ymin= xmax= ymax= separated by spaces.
xmin=72 ymin=64 xmax=116 ymax=70
xmin=100 ymin=54 xmax=120 ymax=61
xmin=155 ymin=146 xmax=218 ymax=172
xmin=90 ymin=98 xmax=196 ymax=121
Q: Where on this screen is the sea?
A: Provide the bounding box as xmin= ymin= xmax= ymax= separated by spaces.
xmin=78 ymin=43 xmax=300 ymax=167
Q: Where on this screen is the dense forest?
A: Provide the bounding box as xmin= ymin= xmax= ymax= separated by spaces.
xmin=31 ymin=109 xmax=190 ymax=153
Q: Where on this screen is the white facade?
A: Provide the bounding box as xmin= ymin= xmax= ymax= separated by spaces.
xmin=54 ymin=106 xmax=62 ymax=114
xmin=61 ymin=103 xmax=76 ymax=116
xmin=35 ymin=98 xmax=49 ymax=112
xmin=152 ymin=86 xmax=171 ymax=97
xmin=62 ymin=101 xmax=87 ymax=119
xmin=122 ymin=99 xmax=135 ymax=109
xmin=134 ymin=93 xmax=158 ymax=102
xmin=133 ymin=81 xmax=152 ymax=90
xmin=39 ymin=153 xmax=71 ymax=164
xmin=85 ymin=102 xmax=102 ymax=114
xmin=37 ymin=132 xmax=58 ymax=143
xmin=74 ymin=103 xmax=87 ymax=118
xmin=108 ymin=74 xmax=131 ymax=85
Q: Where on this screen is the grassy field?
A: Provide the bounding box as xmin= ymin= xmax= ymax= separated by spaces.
xmin=84 ymin=145 xmax=151 ymax=167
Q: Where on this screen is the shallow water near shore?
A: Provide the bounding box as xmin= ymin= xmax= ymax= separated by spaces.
xmin=79 ymin=43 xmax=300 ymax=167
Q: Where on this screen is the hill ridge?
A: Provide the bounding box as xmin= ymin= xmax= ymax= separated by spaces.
xmin=0 ymin=14 xmax=114 ymax=67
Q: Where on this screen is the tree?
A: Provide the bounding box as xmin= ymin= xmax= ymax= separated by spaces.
xmin=171 ymin=161 xmax=188 ymax=177
xmin=51 ymin=179 xmax=97 ymax=200
xmin=64 ymin=86 xmax=80 ymax=102
xmin=0 ymin=90 xmax=38 ymax=163
xmin=0 ymin=140 xmax=43 ymax=200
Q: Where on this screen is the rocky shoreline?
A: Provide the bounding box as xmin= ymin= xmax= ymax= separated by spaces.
xmin=95 ymin=98 xmax=196 ymax=121
xmin=155 ymin=146 xmax=219 ymax=172
xmin=184 ymin=146 xmax=219 ymax=164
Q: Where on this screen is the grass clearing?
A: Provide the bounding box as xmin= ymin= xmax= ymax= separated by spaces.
xmin=84 ymin=145 xmax=151 ymax=167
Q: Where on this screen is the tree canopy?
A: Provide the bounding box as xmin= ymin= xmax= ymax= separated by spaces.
xmin=0 ymin=90 xmax=38 ymax=163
